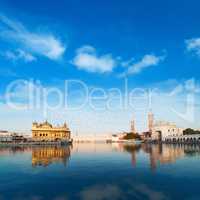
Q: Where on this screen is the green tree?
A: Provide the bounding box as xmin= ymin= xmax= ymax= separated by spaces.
xmin=123 ymin=133 xmax=141 ymax=140
xmin=183 ymin=128 xmax=200 ymax=135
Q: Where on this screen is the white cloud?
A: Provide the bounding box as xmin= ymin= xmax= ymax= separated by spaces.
xmin=0 ymin=14 xmax=65 ymax=60
xmin=4 ymin=49 xmax=36 ymax=62
xmin=73 ymin=46 xmax=164 ymax=75
xmin=73 ymin=45 xmax=117 ymax=73
xmin=186 ymin=37 xmax=200 ymax=57
xmin=120 ymin=54 xmax=164 ymax=77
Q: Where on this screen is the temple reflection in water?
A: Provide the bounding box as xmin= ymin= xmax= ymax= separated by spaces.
xmin=115 ymin=143 xmax=200 ymax=171
xmin=32 ymin=146 xmax=71 ymax=167
xmin=142 ymin=144 xmax=185 ymax=171
xmin=0 ymin=143 xmax=200 ymax=170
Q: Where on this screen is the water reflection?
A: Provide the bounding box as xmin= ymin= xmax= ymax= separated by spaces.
xmin=0 ymin=146 xmax=32 ymax=155
xmin=0 ymin=145 xmax=72 ymax=167
xmin=142 ymin=144 xmax=185 ymax=171
xmin=113 ymin=143 xmax=200 ymax=171
xmin=32 ymin=146 xmax=71 ymax=167
xmin=120 ymin=144 xmax=141 ymax=166
xmin=0 ymin=143 xmax=200 ymax=199
xmin=0 ymin=143 xmax=200 ymax=169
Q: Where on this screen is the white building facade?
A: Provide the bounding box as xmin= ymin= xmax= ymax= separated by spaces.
xmin=111 ymin=133 xmax=127 ymax=142
xmin=0 ymin=131 xmax=12 ymax=142
xmin=151 ymin=121 xmax=183 ymax=142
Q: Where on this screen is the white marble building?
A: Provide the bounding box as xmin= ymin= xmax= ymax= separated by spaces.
xmin=0 ymin=131 xmax=12 ymax=142
xmin=111 ymin=133 xmax=127 ymax=142
xmin=151 ymin=121 xmax=183 ymax=141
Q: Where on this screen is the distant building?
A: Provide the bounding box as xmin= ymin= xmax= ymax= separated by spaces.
xmin=0 ymin=130 xmax=12 ymax=142
xmin=0 ymin=131 xmax=27 ymax=143
xmin=148 ymin=111 xmax=154 ymax=133
xmin=151 ymin=121 xmax=183 ymax=141
xmin=130 ymin=118 xmax=136 ymax=134
xmin=32 ymin=121 xmax=71 ymax=142
xmin=11 ymin=133 xmax=26 ymax=143
xmin=141 ymin=131 xmax=151 ymax=140
xmin=111 ymin=133 xmax=127 ymax=142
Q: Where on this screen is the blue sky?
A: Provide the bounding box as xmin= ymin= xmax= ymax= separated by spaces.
xmin=1 ymin=0 xmax=200 ymax=135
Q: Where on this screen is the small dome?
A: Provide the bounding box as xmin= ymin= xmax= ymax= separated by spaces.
xmin=42 ymin=120 xmax=52 ymax=128
xmin=63 ymin=122 xmax=67 ymax=128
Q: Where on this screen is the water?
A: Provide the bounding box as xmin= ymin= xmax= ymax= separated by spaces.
xmin=0 ymin=143 xmax=200 ymax=200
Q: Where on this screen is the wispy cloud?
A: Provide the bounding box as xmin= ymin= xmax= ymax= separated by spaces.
xmin=73 ymin=46 xmax=164 ymax=75
xmin=3 ymin=49 xmax=36 ymax=63
xmin=72 ymin=45 xmax=117 ymax=73
xmin=0 ymin=14 xmax=66 ymax=61
xmin=120 ymin=54 xmax=165 ymax=77
xmin=186 ymin=37 xmax=200 ymax=57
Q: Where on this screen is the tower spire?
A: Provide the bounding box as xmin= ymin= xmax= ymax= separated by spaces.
xmin=148 ymin=109 xmax=154 ymax=133
xmin=131 ymin=114 xmax=136 ymax=133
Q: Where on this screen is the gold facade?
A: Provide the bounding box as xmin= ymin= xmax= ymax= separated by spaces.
xmin=32 ymin=146 xmax=71 ymax=167
xmin=32 ymin=121 xmax=71 ymax=141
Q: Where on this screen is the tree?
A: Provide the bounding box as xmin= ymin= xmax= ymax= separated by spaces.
xmin=123 ymin=133 xmax=141 ymax=140
xmin=183 ymin=128 xmax=200 ymax=135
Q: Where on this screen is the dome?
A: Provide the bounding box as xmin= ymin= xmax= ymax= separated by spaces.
xmin=42 ymin=120 xmax=52 ymax=128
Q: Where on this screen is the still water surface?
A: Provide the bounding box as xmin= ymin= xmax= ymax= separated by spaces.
xmin=0 ymin=143 xmax=200 ymax=200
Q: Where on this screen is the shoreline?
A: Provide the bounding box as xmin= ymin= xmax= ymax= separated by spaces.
xmin=0 ymin=141 xmax=72 ymax=147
